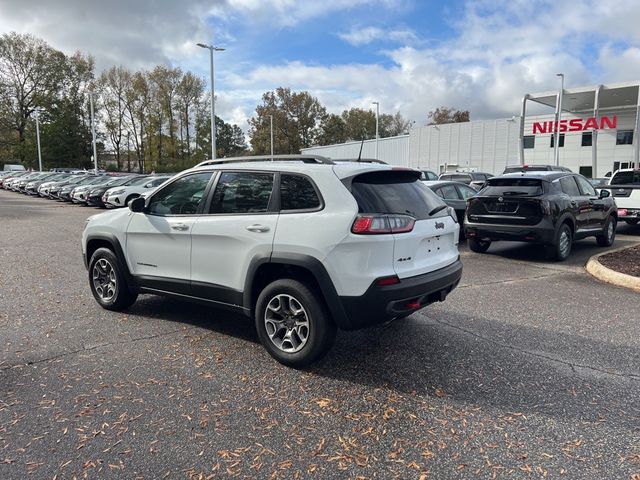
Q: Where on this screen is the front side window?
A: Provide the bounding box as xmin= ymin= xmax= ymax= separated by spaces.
xmin=147 ymin=172 xmax=212 ymax=215
xmin=209 ymin=172 xmax=274 ymax=214
xmin=280 ymin=174 xmax=321 ymax=211
xmin=574 ymin=175 xmax=596 ymax=196
xmin=435 ymin=184 xmax=459 ymax=200
xmin=559 ymin=176 xmax=581 ymax=196
xmin=457 ymin=184 xmax=477 ymax=199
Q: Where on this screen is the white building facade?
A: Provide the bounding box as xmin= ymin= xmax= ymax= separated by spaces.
xmin=302 ymin=81 xmax=640 ymax=178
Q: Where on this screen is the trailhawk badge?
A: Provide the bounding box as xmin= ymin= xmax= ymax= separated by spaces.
xmin=435 ymin=221 xmax=445 ymax=230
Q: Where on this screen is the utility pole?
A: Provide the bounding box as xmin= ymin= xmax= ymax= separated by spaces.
xmin=89 ymin=92 xmax=98 ymax=173
xmin=34 ymin=109 xmax=43 ymax=171
xmin=372 ymin=101 xmax=379 ymax=160
xmin=270 ymin=114 xmax=274 ymax=159
xmin=197 ymin=43 xmax=225 ymax=161
xmin=554 ymin=73 xmax=564 ymax=166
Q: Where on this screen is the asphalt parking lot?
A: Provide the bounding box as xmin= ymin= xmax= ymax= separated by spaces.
xmin=1 ymin=190 xmax=639 ymax=479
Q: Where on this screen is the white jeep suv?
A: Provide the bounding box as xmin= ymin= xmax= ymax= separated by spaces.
xmin=82 ymin=155 xmax=463 ymax=366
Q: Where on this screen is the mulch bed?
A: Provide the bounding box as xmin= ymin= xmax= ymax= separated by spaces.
xmin=598 ymin=245 xmax=640 ymax=278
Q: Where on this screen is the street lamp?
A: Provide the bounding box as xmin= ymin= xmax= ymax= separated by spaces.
xmin=34 ymin=109 xmax=43 ymax=171
xmin=372 ymin=101 xmax=379 ymax=160
xmin=269 ymin=114 xmax=274 ymax=159
xmin=89 ymin=91 xmax=98 ymax=173
xmin=554 ymin=73 xmax=564 ymax=166
xmin=197 ymin=42 xmax=225 ymax=161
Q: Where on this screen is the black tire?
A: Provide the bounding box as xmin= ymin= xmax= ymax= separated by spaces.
xmin=625 ymin=219 xmax=639 ymax=225
xmin=468 ymin=237 xmax=491 ymax=253
xmin=255 ymin=279 xmax=336 ymax=368
xmin=124 ymin=194 xmax=139 ymax=207
xmin=88 ymin=247 xmax=138 ymax=311
xmin=547 ymin=223 xmax=572 ymax=261
xmin=596 ymin=216 xmax=616 ymax=247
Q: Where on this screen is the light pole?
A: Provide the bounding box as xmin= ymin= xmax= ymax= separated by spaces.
xmin=270 ymin=114 xmax=274 ymax=159
xmin=554 ymin=73 xmax=564 ymax=166
xmin=372 ymin=101 xmax=379 ymax=160
xmin=89 ymin=92 xmax=98 ymax=173
xmin=34 ymin=109 xmax=43 ymax=171
xmin=197 ymin=42 xmax=225 ymax=161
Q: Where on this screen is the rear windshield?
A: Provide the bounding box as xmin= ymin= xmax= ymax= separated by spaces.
xmin=503 ymin=166 xmax=549 ymax=173
xmin=482 ymin=178 xmax=544 ymax=196
xmin=441 ymin=174 xmax=471 ymax=182
xmin=610 ymin=171 xmax=640 ymax=185
xmin=350 ymin=171 xmax=445 ymax=220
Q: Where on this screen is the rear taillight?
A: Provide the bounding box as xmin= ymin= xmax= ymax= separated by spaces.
xmin=351 ymin=214 xmax=415 ymax=234
xmin=541 ymin=199 xmax=552 ymax=215
xmin=447 ymin=206 xmax=458 ymax=223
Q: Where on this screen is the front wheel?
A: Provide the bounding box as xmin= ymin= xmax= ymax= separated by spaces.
xmin=89 ymin=248 xmax=138 ymax=311
xmin=255 ymin=279 xmax=336 ymax=368
xmin=596 ymin=216 xmax=616 ymax=247
xmin=468 ymin=237 xmax=491 ymax=253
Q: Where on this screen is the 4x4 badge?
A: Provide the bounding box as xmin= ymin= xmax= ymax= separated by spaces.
xmin=435 ymin=222 xmax=445 ymax=229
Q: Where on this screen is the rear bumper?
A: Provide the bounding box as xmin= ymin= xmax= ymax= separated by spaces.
xmin=465 ymin=222 xmax=555 ymax=244
xmin=617 ymin=208 xmax=640 ymax=219
xmin=338 ymin=259 xmax=463 ymax=330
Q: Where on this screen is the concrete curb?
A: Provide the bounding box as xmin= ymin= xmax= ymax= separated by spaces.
xmin=585 ymin=244 xmax=640 ymax=293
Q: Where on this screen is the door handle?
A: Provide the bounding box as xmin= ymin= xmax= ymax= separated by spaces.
xmin=246 ymin=224 xmax=270 ymax=233
xmin=570 ymin=201 xmax=578 ymax=207
xmin=171 ymin=223 xmax=189 ymax=231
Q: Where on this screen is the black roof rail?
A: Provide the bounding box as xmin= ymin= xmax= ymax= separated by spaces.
xmin=332 ymin=158 xmax=388 ymax=165
xmin=196 ymin=154 xmax=334 ymax=167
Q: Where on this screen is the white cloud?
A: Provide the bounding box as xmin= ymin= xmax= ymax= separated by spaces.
xmin=338 ymin=26 xmax=418 ymax=46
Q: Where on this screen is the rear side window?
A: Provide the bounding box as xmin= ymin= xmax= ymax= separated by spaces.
xmin=482 ymin=178 xmax=544 ymax=197
xmin=280 ymin=174 xmax=321 ymax=211
xmin=209 ymin=172 xmax=274 ymax=214
xmin=610 ymin=171 xmax=640 ymax=185
xmin=350 ymin=171 xmax=445 ymax=220
xmin=559 ymin=176 xmax=581 ymax=196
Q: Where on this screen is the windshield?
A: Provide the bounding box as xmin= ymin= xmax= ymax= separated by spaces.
xmin=125 ymin=176 xmax=151 ymax=186
xmin=103 ymin=176 xmax=135 ymax=187
xmin=503 ymin=166 xmax=550 ymax=173
xmin=481 ymin=178 xmax=544 ymax=196
xmin=610 ymin=171 xmax=640 ymax=185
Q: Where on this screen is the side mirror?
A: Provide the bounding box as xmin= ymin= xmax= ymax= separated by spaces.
xmin=129 ymin=196 xmax=146 ymax=212
xmin=598 ymin=189 xmax=610 ymax=199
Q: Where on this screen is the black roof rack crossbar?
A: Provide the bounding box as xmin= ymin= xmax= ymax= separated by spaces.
xmin=196 ymin=154 xmax=334 ymax=167
xmin=332 ymin=158 xmax=388 ymax=165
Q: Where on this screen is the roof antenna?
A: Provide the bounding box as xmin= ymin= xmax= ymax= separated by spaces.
xmin=357 ymin=130 xmax=366 ymax=162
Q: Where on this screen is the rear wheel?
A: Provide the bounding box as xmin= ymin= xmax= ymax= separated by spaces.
xmin=596 ymin=216 xmax=616 ymax=247
xmin=255 ymin=279 xmax=336 ymax=368
xmin=548 ymin=223 xmax=572 ymax=261
xmin=625 ymin=219 xmax=639 ymax=225
xmin=89 ymin=248 xmax=138 ymax=311
xmin=468 ymin=237 xmax=491 ymax=253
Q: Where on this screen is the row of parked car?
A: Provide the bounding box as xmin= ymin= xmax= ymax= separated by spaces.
xmin=0 ymin=170 xmax=173 ymax=208
xmin=418 ymin=163 xmax=635 ymax=261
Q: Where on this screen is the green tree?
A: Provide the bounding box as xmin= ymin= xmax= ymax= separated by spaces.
xmin=317 ymin=113 xmax=347 ymax=146
xmin=0 ymin=32 xmax=68 ymax=165
xmin=427 ymin=106 xmax=470 ymax=125
xmin=341 ymin=107 xmax=377 ymax=141
xmin=249 ymin=88 xmax=326 ymax=154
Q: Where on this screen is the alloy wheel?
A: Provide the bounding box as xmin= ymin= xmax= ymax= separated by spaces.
xmin=92 ymin=258 xmax=117 ymax=302
xmin=264 ymin=294 xmax=310 ymax=353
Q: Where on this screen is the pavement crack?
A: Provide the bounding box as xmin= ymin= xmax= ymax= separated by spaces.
xmin=432 ymin=317 xmax=640 ymax=382
xmin=0 ymin=327 xmax=191 ymax=371
xmin=458 ymin=272 xmax=562 ymax=288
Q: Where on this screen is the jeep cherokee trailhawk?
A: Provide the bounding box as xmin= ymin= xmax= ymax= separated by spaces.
xmin=82 ymin=155 xmax=463 ymax=366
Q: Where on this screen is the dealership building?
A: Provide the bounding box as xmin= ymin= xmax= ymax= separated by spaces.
xmin=302 ymin=81 xmax=640 ymax=178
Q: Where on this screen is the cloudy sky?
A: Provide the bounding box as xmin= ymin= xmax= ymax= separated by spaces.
xmin=1 ymin=0 xmax=639 ymax=131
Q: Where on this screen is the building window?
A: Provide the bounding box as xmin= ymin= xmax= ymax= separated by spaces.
xmin=616 ymin=130 xmax=633 ymax=145
xmin=523 ymin=135 xmax=535 ymax=149
xmin=581 ymin=132 xmax=592 ymax=147
xmin=550 ymin=134 xmax=565 ymax=148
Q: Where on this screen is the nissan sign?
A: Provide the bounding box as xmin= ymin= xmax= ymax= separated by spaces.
xmin=533 ymin=115 xmax=617 ymax=134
